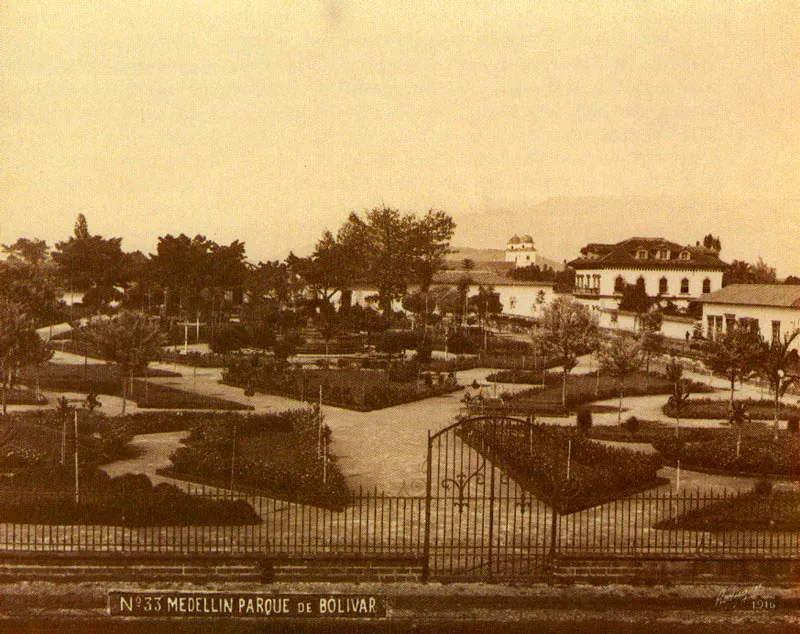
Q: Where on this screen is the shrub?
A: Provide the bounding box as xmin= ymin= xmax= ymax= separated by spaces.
xmin=788 ymin=415 xmax=799 ymax=434
xmin=209 ymin=324 xmax=249 ymax=354
xmin=753 ymin=479 xmax=773 ymax=496
xmin=576 ymin=407 xmax=592 ymax=431
xmin=623 ymin=416 xmax=640 ymax=434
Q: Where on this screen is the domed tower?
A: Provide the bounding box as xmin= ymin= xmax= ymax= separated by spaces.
xmin=505 ymin=234 xmax=537 ymax=267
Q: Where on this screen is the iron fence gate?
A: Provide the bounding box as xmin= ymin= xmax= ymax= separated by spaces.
xmin=422 ymin=415 xmax=554 ymax=581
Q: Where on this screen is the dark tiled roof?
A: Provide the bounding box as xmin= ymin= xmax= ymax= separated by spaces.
xmin=568 ymin=237 xmax=727 ymax=270
xmin=698 ymin=284 xmax=800 ymax=308
xmin=431 ymin=270 xmax=555 ymax=287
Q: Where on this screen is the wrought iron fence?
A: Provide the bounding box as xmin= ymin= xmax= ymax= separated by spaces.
xmin=0 ymin=483 xmax=796 ymax=578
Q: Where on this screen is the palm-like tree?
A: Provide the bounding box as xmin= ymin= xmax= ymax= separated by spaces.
xmin=666 ymin=358 xmax=691 ymax=438
xmin=727 ymin=400 xmax=750 ymax=459
xmin=82 ymin=311 xmax=164 ymax=415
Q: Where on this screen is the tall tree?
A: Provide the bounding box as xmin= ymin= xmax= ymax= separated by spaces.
xmin=596 ymin=332 xmax=643 ymax=424
xmin=52 ymin=214 xmax=127 ymax=305
xmin=0 ymin=299 xmax=37 ymax=414
xmin=702 ymin=234 xmax=722 ymax=251
xmin=335 ymin=206 xmax=455 ymax=315
xmin=81 ymin=311 xmax=164 ymax=415
xmin=534 ymin=297 xmax=599 ymax=408
xmin=723 ymin=258 xmax=777 ymax=286
xmin=1 ymin=238 xmax=57 ymax=324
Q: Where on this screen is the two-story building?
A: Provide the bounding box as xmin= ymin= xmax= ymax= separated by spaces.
xmin=567 ymin=237 xmax=728 ymax=336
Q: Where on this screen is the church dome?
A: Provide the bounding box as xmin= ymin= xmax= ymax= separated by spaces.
xmin=507 ymin=235 xmax=521 ymax=245
xmin=520 ymin=234 xmax=534 ymax=244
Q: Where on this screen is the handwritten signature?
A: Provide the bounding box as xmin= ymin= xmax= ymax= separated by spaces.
xmin=715 ymin=585 xmax=771 ymax=607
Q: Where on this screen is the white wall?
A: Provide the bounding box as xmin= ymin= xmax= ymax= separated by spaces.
xmin=702 ymin=303 xmax=800 ymax=349
xmin=575 ymin=267 xmax=723 ymax=300
xmin=493 ymin=284 xmax=555 ymax=319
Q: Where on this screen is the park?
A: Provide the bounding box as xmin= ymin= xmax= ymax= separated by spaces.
xmin=0 ymin=211 xmax=798 ymax=589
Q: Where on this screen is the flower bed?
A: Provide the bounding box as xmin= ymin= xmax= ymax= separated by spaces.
xmin=0 ymin=471 xmax=259 ymax=526
xmin=655 ymin=490 xmax=800 ymax=531
xmin=651 ymin=429 xmax=800 ymax=477
xmin=0 ymin=413 xmax=259 ymax=525
xmin=1 ymin=386 xmax=47 ymax=406
xmin=662 ymin=398 xmax=800 ymax=421
xmin=163 ymin=409 xmax=351 ymax=510
xmin=18 ymin=362 xmax=251 ymax=411
xmin=222 ymin=357 xmax=461 ymax=411
xmin=458 ymin=421 xmax=665 ymax=513
xmin=498 ymin=371 xmax=713 ymax=414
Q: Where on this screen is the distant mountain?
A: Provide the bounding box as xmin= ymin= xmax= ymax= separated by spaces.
xmin=450 ymin=196 xmax=800 ymax=276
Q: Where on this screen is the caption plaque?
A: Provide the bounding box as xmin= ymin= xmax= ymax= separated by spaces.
xmin=109 ymin=592 xmax=387 ymax=618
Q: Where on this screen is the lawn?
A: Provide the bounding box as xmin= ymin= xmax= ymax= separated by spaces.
xmin=655 ymin=490 xmax=800 ymax=531
xmin=18 ymin=362 xmax=251 ymax=411
xmin=663 ymin=397 xmax=800 ymax=421
xmin=162 ymin=409 xmax=351 ymax=510
xmin=498 ymin=370 xmax=714 ymax=414
xmin=457 ymin=420 xmax=666 ymax=513
xmin=0 ymin=411 xmax=259 ymax=525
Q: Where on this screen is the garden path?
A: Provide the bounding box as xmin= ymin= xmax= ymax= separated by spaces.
xmin=40 ymin=351 xmax=795 ymax=496
xmin=99 ymin=431 xmax=190 ymax=482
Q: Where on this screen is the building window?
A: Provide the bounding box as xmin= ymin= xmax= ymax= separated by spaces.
xmin=614 ymin=276 xmax=625 ymax=293
xmin=702 ymin=278 xmax=711 ymax=294
xmin=680 ymin=278 xmax=689 ymax=294
xmin=594 ymin=274 xmax=600 ymax=288
xmin=772 ymin=320 xmax=781 ymax=344
xmin=707 ymin=315 xmax=715 ymax=338
xmin=658 ymin=248 xmax=670 ymax=260
xmin=509 ymin=296 xmax=517 ymax=310
xmin=739 ymin=317 xmax=759 ymax=334
xmin=659 ymin=277 xmax=668 ymax=294
xmin=610 ymin=311 xmax=618 ymax=324
xmin=576 ymin=275 xmax=583 ymax=288
xmin=636 ymin=250 xmax=648 ymax=259
xmin=679 ymin=251 xmax=691 ymax=261
xmin=636 ymin=276 xmax=646 ymax=293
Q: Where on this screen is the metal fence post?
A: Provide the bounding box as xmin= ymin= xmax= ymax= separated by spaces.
xmin=549 ymin=489 xmax=559 ymax=583
xmin=422 ymin=430 xmax=433 ymax=582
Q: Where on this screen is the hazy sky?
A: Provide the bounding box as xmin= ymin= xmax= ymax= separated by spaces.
xmin=1 ymin=2 xmax=798 ymax=267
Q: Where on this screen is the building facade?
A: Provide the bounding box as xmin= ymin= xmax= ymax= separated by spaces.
xmin=505 ymin=235 xmax=539 ymax=268
xmin=698 ymin=284 xmax=800 ymax=349
xmin=568 ymin=236 xmax=726 ymax=310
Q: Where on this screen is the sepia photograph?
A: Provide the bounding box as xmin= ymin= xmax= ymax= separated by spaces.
xmin=0 ymin=1 xmax=798 ymax=631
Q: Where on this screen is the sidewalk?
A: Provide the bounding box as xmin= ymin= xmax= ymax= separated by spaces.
xmin=0 ymin=579 xmax=796 ymax=630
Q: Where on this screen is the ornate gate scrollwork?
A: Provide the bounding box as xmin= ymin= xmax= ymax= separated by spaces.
xmin=422 ymin=415 xmax=550 ymax=582
xmin=441 ymin=459 xmax=485 ymax=513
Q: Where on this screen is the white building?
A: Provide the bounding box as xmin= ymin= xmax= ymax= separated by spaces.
xmin=698 ymin=284 xmax=800 ymax=349
xmin=568 ymin=236 xmax=726 ymax=310
xmin=505 ymin=234 xmax=539 ymax=268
